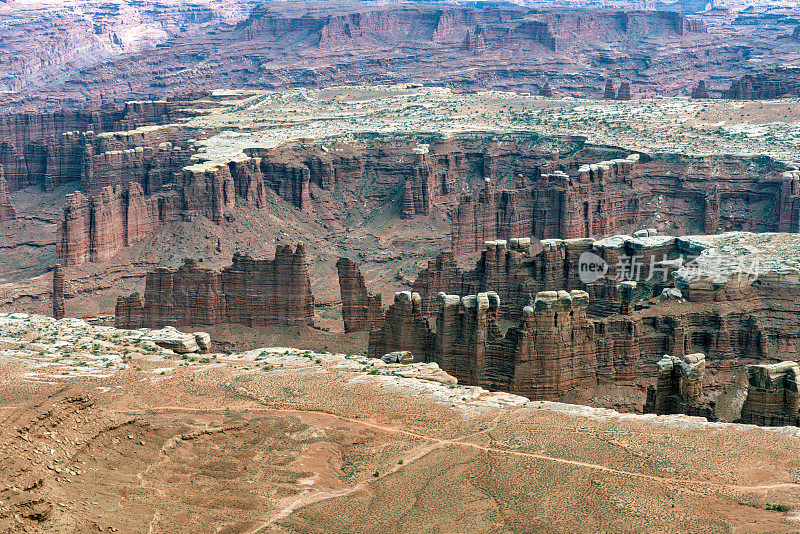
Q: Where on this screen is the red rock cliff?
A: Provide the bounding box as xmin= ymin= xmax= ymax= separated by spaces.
xmin=115 ymin=244 xmax=314 ymax=329
xmin=336 ymin=258 xmax=383 ymax=334
xmin=0 ymin=165 xmax=16 ymax=223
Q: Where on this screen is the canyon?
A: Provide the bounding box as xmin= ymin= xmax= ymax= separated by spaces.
xmin=372 ymin=231 xmax=800 ymax=420
xmin=4 ymin=1 xmax=800 ymax=113
xmin=3 ymin=0 xmax=800 ymax=530
xmin=0 ymin=0 xmax=261 ymax=96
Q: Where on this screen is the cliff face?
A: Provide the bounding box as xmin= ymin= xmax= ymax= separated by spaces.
xmin=0 ymin=3 xmax=716 ymax=111
xmin=740 ymin=362 xmax=800 ymax=427
xmin=57 ymin=133 xmax=561 ymax=267
xmin=0 ymin=0 xmax=259 ymax=95
xmin=369 ymin=282 xmax=800 ymax=405
xmin=249 ymin=139 xmax=460 ymax=216
xmin=0 ymin=165 xmax=16 ymax=223
xmin=724 ymin=68 xmax=800 ymax=100
xmin=336 ymin=258 xmax=382 ymax=334
xmin=450 ymin=152 xmax=790 ymax=254
xmin=52 ymin=264 xmax=65 ymax=320
xmin=691 ymin=80 xmax=710 ymax=99
xmin=644 ymin=353 xmax=715 ymax=420
xmin=0 ymin=101 xmax=188 ymax=193
xmin=115 ymin=244 xmax=314 ymax=329
xmin=380 ymin=230 xmax=800 ymax=408
xmin=415 ymin=231 xmax=693 ymax=322
xmin=46 ymin=130 xmax=795 ymax=269
xmin=57 ymin=183 xmax=182 ymax=266
xmin=367 ymin=291 xmax=433 ymax=362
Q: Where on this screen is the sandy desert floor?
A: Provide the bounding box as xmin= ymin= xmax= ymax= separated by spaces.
xmin=1 ymin=313 xmax=800 ymax=532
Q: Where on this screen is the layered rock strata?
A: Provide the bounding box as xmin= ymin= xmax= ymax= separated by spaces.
xmin=451 ymin=152 xmax=792 ymax=254
xmin=58 ymin=133 xmax=574 ymax=267
xmin=603 ymin=79 xmax=617 ymax=99
xmin=58 ymin=183 xmax=183 ymax=266
xmin=724 ymin=68 xmax=800 ymax=100
xmin=336 ymin=258 xmax=382 ymax=334
xmin=644 ymin=353 xmax=715 ymax=419
xmin=0 ymin=101 xmax=189 ymax=193
xmin=115 ymin=244 xmax=314 ymax=329
xmin=371 ymin=285 xmax=800 ymax=402
xmin=0 ymin=165 xmax=15 ymax=222
xmin=50 ymin=132 xmax=797 ymax=269
xmin=740 ymin=362 xmax=800 ymax=427
xmin=367 ymin=292 xmax=433 ymax=362
xmin=616 ymin=82 xmax=632 ymax=100
xmin=52 ymin=264 xmax=65 ymax=320
xmin=378 ymin=232 xmax=800 ymax=404
xmin=416 ymin=233 xmax=685 ymax=320
xmin=691 ymin=80 xmax=710 ymax=99
xmin=1 ymin=3 xmax=713 ymax=110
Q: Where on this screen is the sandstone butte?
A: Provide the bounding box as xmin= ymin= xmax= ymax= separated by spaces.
xmin=51 ymin=137 xmax=800 ymax=269
xmin=0 ymin=164 xmax=16 ymax=223
xmin=0 ymin=90 xmax=797 ymax=271
xmin=336 ymin=257 xmax=383 ymax=334
xmin=369 ymin=231 xmax=800 ymax=426
xmin=115 ymin=244 xmax=314 ymax=329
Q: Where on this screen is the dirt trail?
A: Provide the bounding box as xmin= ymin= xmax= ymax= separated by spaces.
xmin=123 ymin=405 xmax=800 ymax=493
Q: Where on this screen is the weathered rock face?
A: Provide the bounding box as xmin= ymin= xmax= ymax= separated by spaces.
xmin=0 ymin=1 xmax=258 ymax=97
xmin=81 ymin=141 xmax=193 ymax=197
xmin=60 ymin=133 xmax=576 ymax=267
xmin=336 ymin=258 xmax=382 ymax=334
xmin=1 ymin=2 xmax=715 ymax=111
xmin=691 ymin=80 xmax=710 ymax=99
xmin=616 ymin=82 xmax=632 ymax=100
xmin=52 ymin=264 xmax=65 ymax=320
xmin=114 ymin=294 xmax=143 ymax=330
xmin=367 ymin=291 xmax=433 ymax=362
xmin=538 ymin=82 xmax=554 ymax=98
xmin=450 ymin=151 xmax=792 ymax=254
xmin=416 ymin=231 xmax=688 ymax=321
xmin=779 ymin=169 xmax=800 ymax=233
xmin=506 ymin=290 xmax=598 ymax=399
xmin=603 ymin=79 xmax=616 ymax=99
xmin=372 ymin=289 xmax=601 ymax=399
xmin=0 ymin=102 xmax=188 ymax=193
xmin=740 ymin=362 xmax=800 ymax=427
xmin=463 ymin=27 xmax=486 ymax=55
xmin=435 ymin=291 xmax=505 ymax=384
xmin=0 ymin=165 xmax=16 ymax=223
xmin=57 ymin=183 xmax=182 ymax=266
xmin=115 ymin=244 xmax=314 ymax=329
xmin=619 ymin=281 xmax=636 ymax=315
xmin=644 ymin=353 xmax=715 ymax=419
xmin=724 ymin=68 xmax=800 ymax=100
xmin=794 ymin=26 xmax=800 ymax=41
xmin=135 ymin=326 xmax=211 ymax=354
xmin=49 ymin=131 xmax=795 ymax=269
xmin=249 ymin=139 xmax=450 ymax=217
xmin=415 ymin=237 xmax=569 ymax=320
xmin=383 ymin=229 xmax=800 ymax=406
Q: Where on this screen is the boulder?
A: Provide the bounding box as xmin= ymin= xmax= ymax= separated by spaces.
xmin=381 ymin=351 xmax=414 ymax=364
xmin=138 ymin=326 xmax=203 ymax=353
xmin=193 ymin=332 xmax=211 ymax=353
